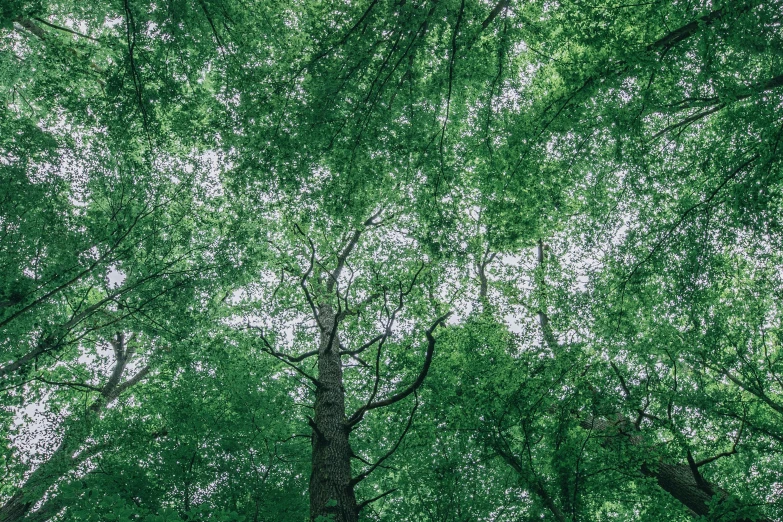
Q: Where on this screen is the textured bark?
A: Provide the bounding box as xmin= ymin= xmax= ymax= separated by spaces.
xmin=309 ymin=304 xmax=358 ymax=522
xmin=580 ymin=416 xmax=771 ymax=522
xmin=641 ymin=462 xmax=771 ymax=522
xmin=0 ymin=436 xmax=77 ymax=522
xmin=641 ymin=462 xmax=713 ymax=517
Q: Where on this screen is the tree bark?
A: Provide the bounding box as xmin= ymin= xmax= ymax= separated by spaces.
xmin=0 ymin=493 xmax=30 ymax=522
xmin=641 ymin=462 xmax=770 ymax=522
xmin=580 ymin=416 xmax=771 ymax=522
xmin=309 ymin=304 xmax=358 ymax=522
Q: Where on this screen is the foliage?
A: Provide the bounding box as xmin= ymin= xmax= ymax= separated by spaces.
xmin=1 ymin=0 xmax=782 ymax=521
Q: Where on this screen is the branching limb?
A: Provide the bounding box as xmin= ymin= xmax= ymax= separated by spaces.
xmin=340 ymin=334 xmax=385 ymax=356
xmin=477 ymin=245 xmax=496 ymax=300
xmin=347 ymin=312 xmax=451 ymax=427
xmin=256 ymin=328 xmax=319 ymax=385
xmin=344 ymin=352 xmax=372 ymax=369
xmin=294 ymin=224 xmax=322 ymax=328
xmin=249 ymin=326 xmax=319 ymax=362
xmin=610 ymin=362 xmax=631 ymax=399
xmin=350 ymin=391 xmax=419 ymax=486
xmin=694 ymin=415 xmax=745 ymax=468
xmin=111 ymin=365 xmax=150 ymax=399
xmin=686 ymin=450 xmax=714 ymax=494
xmin=326 ymin=209 xmax=383 ymax=294
xmin=357 ymin=488 xmax=398 ymax=512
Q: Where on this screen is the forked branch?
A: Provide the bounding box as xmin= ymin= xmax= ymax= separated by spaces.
xmin=350 ymin=391 xmax=419 ymax=486
xmin=255 ymin=328 xmax=319 ymax=385
xmin=347 ymin=312 xmax=451 ymax=427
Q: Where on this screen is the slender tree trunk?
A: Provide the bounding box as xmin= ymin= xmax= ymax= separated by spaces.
xmin=309 ymin=304 xmax=358 ymax=522
xmin=0 ymin=334 xmax=147 ymax=522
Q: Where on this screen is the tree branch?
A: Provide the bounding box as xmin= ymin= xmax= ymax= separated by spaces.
xmin=256 ymin=329 xmax=319 ymax=385
xmin=340 ymin=334 xmax=385 ymax=356
xmin=347 ymin=312 xmax=451 ymax=427
xmin=350 ymin=391 xmax=419 ymax=486
xmin=294 ymin=224 xmax=322 ymax=328
xmin=694 ymin=415 xmax=744 ymax=468
xmin=481 ymin=0 xmax=509 ymax=30
xmin=34 ymin=377 xmax=103 ymax=393
xmin=357 ymin=488 xmax=398 ymax=512
xmin=31 ymin=16 xmax=101 ymax=42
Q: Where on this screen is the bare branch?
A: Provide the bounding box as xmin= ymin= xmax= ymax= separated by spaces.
xmin=256 ymin=328 xmax=319 ymax=385
xmin=326 ymin=209 xmax=382 ymax=294
xmin=340 ymin=334 xmax=385 ymax=356
xmin=294 ymin=224 xmax=322 ymax=328
xmin=34 ymin=377 xmax=103 ymax=393
xmin=695 ymin=415 xmax=745 ymax=468
xmin=31 ymin=17 xmax=101 ymax=42
xmin=610 ymin=361 xmax=632 ymax=399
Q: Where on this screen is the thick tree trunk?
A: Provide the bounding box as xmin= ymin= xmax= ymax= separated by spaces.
xmin=642 ymin=462 xmax=714 ymax=517
xmin=309 ymin=304 xmax=358 ymax=522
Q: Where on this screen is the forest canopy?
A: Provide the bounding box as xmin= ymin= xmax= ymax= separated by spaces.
xmin=1 ymin=0 xmax=782 ymax=521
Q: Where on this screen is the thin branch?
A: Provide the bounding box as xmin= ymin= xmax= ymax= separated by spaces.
xmin=257 ymin=329 xmax=319 ymax=385
xmin=248 ymin=326 xmax=319 ymax=362
xmin=34 ymin=377 xmax=103 ymax=393
xmin=351 ymin=390 xmax=419 ymax=486
xmin=357 ymin=488 xmax=398 ymax=512
xmin=649 ymin=103 xmax=725 ymax=141
xmin=694 ymin=415 xmax=745 ymax=468
xmin=610 ymin=362 xmax=631 ymax=399
xmin=340 ymin=334 xmax=384 ymax=356
xmin=327 ymin=209 xmax=381 ymax=294
xmin=686 ymin=449 xmax=714 ymax=494
xmin=294 ymin=224 xmax=322 ymax=328
xmin=31 ymin=17 xmax=101 ymax=42
xmin=622 ymin=153 xmax=759 ymax=288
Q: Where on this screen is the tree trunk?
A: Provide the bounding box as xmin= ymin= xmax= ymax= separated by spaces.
xmin=580 ymin=417 xmax=771 ymax=522
xmin=641 ymin=462 xmax=770 ymax=522
xmin=642 ymin=462 xmax=714 ymax=517
xmin=0 ymin=492 xmax=31 ymax=522
xmin=309 ymin=304 xmax=358 ymax=522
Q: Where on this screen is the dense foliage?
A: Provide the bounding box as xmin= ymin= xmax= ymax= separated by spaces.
xmin=2 ymin=0 xmax=782 ymax=521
